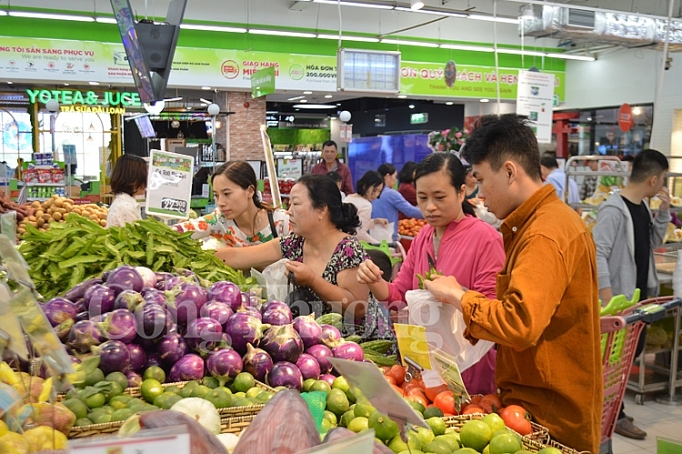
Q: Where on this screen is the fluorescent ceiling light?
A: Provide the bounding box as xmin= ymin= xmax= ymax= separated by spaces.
xmin=480 ymin=98 xmax=490 ymax=103
xmin=9 ymin=11 xmax=94 ymax=22
xmin=0 ymin=11 xmax=6 ymax=16
xmin=324 ymin=94 xmax=333 ymax=98
xmin=397 ymin=94 xmax=407 ymax=99
xmin=546 ymin=52 xmax=595 ymax=61
xmin=410 ymin=0 xmax=424 ymax=10
xmin=7 ymin=81 xmax=13 ymax=85
xmin=497 ymin=48 xmax=546 ymax=57
xmin=313 ymin=0 xmax=394 ymax=9
xmin=299 ymin=99 xmax=308 ymax=103
xmin=95 ymin=16 xmax=117 ymax=24
xmin=440 ymin=43 xmax=495 ymax=52
xmin=381 ymin=39 xmax=438 ymax=48
xmin=409 ymin=104 xmax=415 ymax=109
xmin=249 ymin=29 xmax=316 ymax=38
xmin=202 ymin=86 xmax=212 ymax=90
xmin=395 ymin=6 xmax=467 ymax=17
xmin=292 ymin=103 xmax=337 ymax=109
xmin=287 ymin=96 xmax=306 ymax=101
xmin=164 ymin=97 xmax=183 ymax=102
xmin=181 ymin=23 xmax=247 ymax=33
xmin=303 ymin=91 xmax=313 ymax=95
xmin=200 ymin=98 xmax=213 ymax=105
xmin=468 ymin=14 xmax=519 ymax=24
xmin=89 ymin=81 xmax=100 ymax=86
xmin=316 ymin=33 xmax=380 ymax=43
xmin=445 ymin=101 xmax=453 ymax=105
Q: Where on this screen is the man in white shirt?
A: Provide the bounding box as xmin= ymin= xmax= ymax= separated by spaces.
xmin=541 ymin=156 xmax=580 ymax=204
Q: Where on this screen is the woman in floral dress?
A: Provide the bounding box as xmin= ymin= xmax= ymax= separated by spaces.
xmin=217 ymin=174 xmax=394 ymax=342
xmin=174 ymin=161 xmax=290 ymax=247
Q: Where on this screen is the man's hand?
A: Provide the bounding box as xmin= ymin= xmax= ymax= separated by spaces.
xmin=284 ymin=260 xmax=316 ymax=287
xmin=658 ymin=186 xmax=671 ymax=212
xmin=424 ymin=275 xmax=465 ymax=311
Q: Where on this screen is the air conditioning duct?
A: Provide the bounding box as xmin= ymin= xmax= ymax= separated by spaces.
xmin=521 ymin=5 xmax=682 ymax=51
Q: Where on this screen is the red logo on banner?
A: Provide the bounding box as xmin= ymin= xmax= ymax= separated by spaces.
xmin=618 ymin=103 xmax=634 ymax=132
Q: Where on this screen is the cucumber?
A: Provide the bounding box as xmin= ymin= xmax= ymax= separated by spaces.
xmin=316 ymin=313 xmax=343 ymax=326
xmin=359 ymin=340 xmax=394 ymax=354
xmin=344 ymin=335 xmax=363 ymax=344
xmin=364 ymin=353 xmax=398 ymax=367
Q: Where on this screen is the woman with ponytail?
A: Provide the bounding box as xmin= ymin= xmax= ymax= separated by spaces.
xmin=174 ymin=161 xmax=290 ymax=247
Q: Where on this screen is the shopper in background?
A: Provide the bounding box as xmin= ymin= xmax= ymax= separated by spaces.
xmin=174 ymin=161 xmax=289 ymax=247
xmin=106 ymin=154 xmax=147 ymax=228
xmin=580 ymin=159 xmax=599 ymax=201
xmin=345 ymin=171 xmax=389 ymax=243
xmin=421 ymin=114 xmax=602 ymax=454
xmin=358 ymin=152 xmax=502 ymax=394
xmin=372 ymin=163 xmax=423 ymax=241
xmin=397 ymin=161 xmax=418 ymax=206
xmin=464 ymin=165 xmax=479 ymax=200
xmin=326 ymin=171 xmax=346 ymax=200
xmin=593 ymin=149 xmax=670 ymax=440
xmin=540 ymin=155 xmax=580 ymax=204
xmin=310 ymin=140 xmax=354 ymax=194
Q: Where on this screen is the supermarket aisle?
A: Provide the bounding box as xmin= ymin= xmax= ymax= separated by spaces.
xmin=610 ymin=391 xmax=682 ymax=453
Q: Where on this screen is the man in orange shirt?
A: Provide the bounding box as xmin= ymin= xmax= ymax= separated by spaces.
xmin=425 ymin=114 xmax=603 ymax=454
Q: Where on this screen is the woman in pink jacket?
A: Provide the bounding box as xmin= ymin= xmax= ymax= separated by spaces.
xmin=357 ymin=152 xmax=504 ymax=395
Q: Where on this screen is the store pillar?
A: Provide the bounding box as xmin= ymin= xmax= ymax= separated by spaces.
xmin=227 ymin=92 xmax=266 ymax=161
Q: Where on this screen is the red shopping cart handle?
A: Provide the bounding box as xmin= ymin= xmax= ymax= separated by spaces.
xmin=600 ymin=316 xmax=627 ymax=333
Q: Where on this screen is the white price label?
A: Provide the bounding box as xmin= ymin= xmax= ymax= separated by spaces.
xmin=69 ymin=431 xmax=190 ymax=454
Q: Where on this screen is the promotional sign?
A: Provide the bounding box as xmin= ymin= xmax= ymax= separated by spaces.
xmin=618 ymin=103 xmax=634 ymax=132
xmin=251 ymin=66 xmax=276 ymax=98
xmin=339 ymin=124 xmax=353 ymax=143
xmin=277 ymin=158 xmax=303 ymax=179
xmin=145 ymin=150 xmax=193 ymax=219
xmin=0 ymin=36 xmax=565 ymax=101
xmin=516 ymin=70 xmax=555 ymax=143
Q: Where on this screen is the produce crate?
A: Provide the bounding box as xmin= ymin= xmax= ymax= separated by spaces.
xmin=443 ymin=413 xmax=549 ymax=444
xmin=220 ymin=414 xmax=257 ymax=435
xmin=521 ymin=435 xmax=585 ymax=454
xmin=69 ymin=420 xmax=126 ymax=439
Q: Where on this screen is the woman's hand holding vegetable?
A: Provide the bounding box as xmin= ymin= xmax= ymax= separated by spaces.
xmin=424 ymin=274 xmax=465 ymax=312
xmin=356 ymin=259 xmax=390 ymax=301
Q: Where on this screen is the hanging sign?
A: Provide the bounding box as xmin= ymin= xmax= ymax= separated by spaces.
xmin=251 ymin=66 xmax=276 ymax=98
xmin=516 ymin=70 xmax=555 ymax=144
xmin=618 ymin=103 xmax=634 ymax=132
xmin=145 ymin=150 xmax=193 ymax=219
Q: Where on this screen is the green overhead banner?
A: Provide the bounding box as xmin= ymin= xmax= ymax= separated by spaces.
xmin=251 ymin=66 xmax=276 ymax=98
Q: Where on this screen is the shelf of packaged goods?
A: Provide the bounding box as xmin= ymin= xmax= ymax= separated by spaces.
xmin=24 ymin=182 xmax=66 ymax=187
xmin=27 ymin=197 xmax=51 ymax=202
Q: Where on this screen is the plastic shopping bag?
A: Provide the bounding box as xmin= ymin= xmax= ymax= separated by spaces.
xmin=406 ymin=289 xmax=494 ymax=374
xmin=252 ymin=258 xmax=289 ymax=303
xmin=369 ymin=222 xmax=394 ymax=243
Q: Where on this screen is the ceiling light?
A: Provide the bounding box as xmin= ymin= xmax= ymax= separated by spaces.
xmin=202 ymin=86 xmax=212 ymax=90
xmin=519 ymin=4 xmax=535 ymax=21
xmin=249 ymin=29 xmax=316 ymax=38
xmin=480 ymin=98 xmax=490 ymax=103
xmin=632 ymin=106 xmax=643 ymax=115
xmin=409 ymin=104 xmax=415 ymax=109
xmin=181 ymin=24 xmax=247 ymax=33
xmin=95 ymin=16 xmax=117 ymax=24
xmin=7 ymin=81 xmax=13 ymax=85
xmin=331 ymin=116 xmax=337 ymax=120
xmin=440 ymin=43 xmax=495 ymax=52
xmin=200 ymin=98 xmax=213 ymax=105
xmin=446 ymin=101 xmax=453 ymax=105
xmin=324 ymin=94 xmax=333 ymax=99
xmin=9 ymin=11 xmax=94 ymax=22
xmin=497 ymin=48 xmax=546 ymax=57
xmin=410 ymin=0 xmax=424 ymax=10
xmin=0 ymin=10 xmax=7 ymax=16
xmin=186 ymin=106 xmax=193 ymax=110
xmin=546 ymin=52 xmax=595 ymax=61
xmin=292 ymin=103 xmax=337 ymax=109
xmin=313 ymin=0 xmax=394 ymax=10
xmin=89 ymin=81 xmax=100 ymax=86
xmin=63 ymin=83 xmax=69 ymax=86
xmin=303 ymin=91 xmax=313 ymax=95
xmin=398 ymin=95 xmax=407 ymax=99
xmin=381 ymin=39 xmax=438 ymax=48
xmin=164 ymin=96 xmax=183 ymax=102
xmin=287 ymin=96 xmax=306 ymax=101
xmin=316 ymin=34 xmax=380 ymax=43
xmin=468 ymin=14 xmax=519 ymax=24
xmin=300 ymin=99 xmax=308 ymax=103
xmin=395 ymin=6 xmax=467 ymax=17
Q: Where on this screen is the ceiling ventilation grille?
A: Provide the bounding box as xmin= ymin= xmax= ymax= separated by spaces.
xmin=567 ymin=8 xmax=595 ymax=29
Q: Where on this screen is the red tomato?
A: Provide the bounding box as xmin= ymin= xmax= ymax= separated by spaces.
xmin=424 ymin=384 xmax=449 ymax=402
xmin=390 ymin=384 xmax=405 ymax=396
xmin=462 ymin=404 xmax=486 ymax=415
xmin=499 ymin=405 xmax=533 ymax=435
xmin=469 ymin=394 xmax=484 ymax=405
xmin=385 ymin=365 xmax=406 ymax=386
xmin=479 ymin=394 xmax=502 ymax=414
xmin=406 ymin=393 xmax=429 ymax=408
xmin=433 ymin=391 xmax=457 ymax=415
xmin=384 ymin=375 xmax=397 ymax=386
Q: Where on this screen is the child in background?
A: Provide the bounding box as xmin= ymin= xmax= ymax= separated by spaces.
xmin=327 ymin=171 xmax=346 ymax=200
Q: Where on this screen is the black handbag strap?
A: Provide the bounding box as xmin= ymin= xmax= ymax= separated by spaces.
xmin=267 ymin=210 xmax=278 ymax=238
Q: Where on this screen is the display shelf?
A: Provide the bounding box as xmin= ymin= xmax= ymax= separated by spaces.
xmin=27 ymin=197 xmax=51 ymax=202
xmin=24 ymin=182 xmax=65 ymax=187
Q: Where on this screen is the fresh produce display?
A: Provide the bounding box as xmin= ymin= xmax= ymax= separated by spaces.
xmin=18 ymin=215 xmax=253 ymax=299
xmin=263 ymin=178 xmax=296 ymax=195
xmin=0 ymin=191 xmax=35 ymax=223
xmin=399 ymin=218 xmax=428 ymax=237
xmin=18 ymin=196 xmax=108 ymax=235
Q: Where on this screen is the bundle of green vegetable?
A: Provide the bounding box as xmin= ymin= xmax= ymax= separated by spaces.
xmin=19 ymin=214 xmax=253 ymax=299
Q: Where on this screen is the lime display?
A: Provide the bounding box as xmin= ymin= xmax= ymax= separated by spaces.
xmin=489 ymin=433 xmax=522 ymax=454
xmin=326 ymin=388 xmax=350 ymax=416
xmin=459 ymin=420 xmax=493 ymax=453
xmin=426 ymin=416 xmax=447 ymax=436
xmin=62 ymin=398 xmax=88 ymax=419
xmin=368 ymin=411 xmax=399 ymax=442
xmin=143 ymin=366 xmax=166 ymax=384
xmin=232 ymin=372 xmax=255 ymax=393
xmin=347 ymin=416 xmax=369 ymax=433
xmin=205 ymin=387 xmax=233 ymax=409
xmin=105 ymin=372 xmax=129 ymax=391
xmin=310 ymin=380 xmax=332 ymax=394
xmin=191 ymin=385 xmax=212 ymax=398
xmin=140 ymin=379 xmax=164 ymax=404
xmin=423 ymin=406 xmax=444 ymax=419
xmin=83 ymin=368 xmax=105 ymax=387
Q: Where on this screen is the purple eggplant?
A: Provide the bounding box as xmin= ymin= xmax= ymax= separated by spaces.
xmin=106 ymin=265 xmax=144 ymax=295
xmin=134 ymin=302 xmax=170 ymax=340
xmin=144 ymin=352 xmax=165 ymax=370
xmin=208 ymin=281 xmax=242 ymax=311
xmin=127 ymin=343 xmax=147 ymax=372
xmin=206 ymin=349 xmax=243 ymax=386
xmin=73 ymin=298 xmax=86 ymax=314
xmin=75 ymin=311 xmax=90 ymax=322
xmin=292 ymin=314 xmax=322 ymax=349
xmin=85 ymin=284 xmax=116 ymax=318
xmin=236 ymin=306 xmax=262 ymax=321
xmin=267 ymin=362 xmax=303 ymax=390
xmin=99 ymin=308 xmax=137 ymax=344
xmin=224 ymin=312 xmax=270 ymax=355
xmin=295 ymin=353 xmax=321 ymax=380
xmin=320 ymin=324 xmax=343 ymax=349
xmin=113 ymin=290 xmax=144 ymax=312
xmin=306 ymin=344 xmax=333 ymax=374
xmin=319 ymin=373 xmax=336 ymax=387
xmin=55 ymin=318 xmax=75 ymax=342
xmin=97 ymin=340 xmax=131 ymax=374
xmin=62 ymin=277 xmax=103 ymax=302
xmin=168 ymin=353 xmax=205 ymax=382
xmin=156 ymin=332 xmax=188 ymax=365
xmin=167 ymin=282 xmax=208 ymax=327
xmin=262 ymin=304 xmax=293 ymax=326
xmin=185 ymin=317 xmax=224 ymax=353
xmin=126 ymin=370 xmax=143 ymax=387
xmin=260 ymin=324 xmax=303 ymax=363
xmin=332 ymin=341 xmax=364 ymax=362
xmin=242 ymin=344 xmax=273 ymax=382
xmin=200 ymin=301 xmax=233 ymax=331
xmin=142 ymin=288 xmax=167 ymax=307
xmin=68 ymin=320 xmax=103 ymax=354
xmin=42 ymin=297 xmax=77 ymax=327
xmin=261 ymin=300 xmax=290 ymax=315
xmin=134 ymin=266 xmax=157 ymax=289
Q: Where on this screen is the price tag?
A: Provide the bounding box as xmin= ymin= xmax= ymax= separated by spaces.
xmin=297 ymin=429 xmax=375 ymax=454
xmin=430 ymin=347 xmax=470 ymax=403
xmin=145 ymin=150 xmax=193 ymax=220
xmin=68 ymin=428 xmax=190 ymax=454
xmin=394 ymin=324 xmax=432 ymax=370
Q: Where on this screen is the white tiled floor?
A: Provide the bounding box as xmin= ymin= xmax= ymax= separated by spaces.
xmin=608 ymin=390 xmax=682 ymax=453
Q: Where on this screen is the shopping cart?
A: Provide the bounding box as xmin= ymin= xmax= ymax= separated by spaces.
xmin=599 ymin=295 xmax=682 ymax=454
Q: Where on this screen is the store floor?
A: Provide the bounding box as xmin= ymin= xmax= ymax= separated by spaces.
xmin=610 ymin=390 xmax=682 ymax=453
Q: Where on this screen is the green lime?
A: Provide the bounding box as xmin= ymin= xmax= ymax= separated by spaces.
xmin=415 ymin=427 xmax=435 ymax=448
xmin=459 ymin=420 xmax=492 ymax=453
xmin=489 ymin=433 xmax=522 ymax=454
xmin=368 ymin=411 xmax=399 ymax=442
xmin=153 ymin=392 xmax=178 ymax=408
xmin=191 ymin=385 xmax=212 ymax=398
xmin=354 ymin=402 xmax=375 ymax=418
xmin=340 ymin=410 xmax=355 ymax=428
xmin=347 ymin=416 xmax=369 ymax=433
xmin=231 ymin=397 xmax=254 ymax=407
xmin=303 ymin=378 xmax=317 ymax=392
xmin=143 ymin=366 xmax=166 ymax=384
xmin=164 ymin=385 xmax=181 ymax=394
xmin=453 ymin=449 xmax=482 ymax=454
xmin=109 ymin=395 xmax=132 ymax=410
xmin=423 ymin=406 xmax=444 ymax=419
xmin=179 ymin=381 xmax=200 ymax=398
xmin=255 ymin=391 xmax=274 ymax=404
xmin=483 ymin=413 xmax=506 ymax=434
xmin=125 ymin=398 xmax=146 ymax=409
xmin=62 ymin=398 xmax=89 ymax=419
xmin=245 ymin=387 xmax=263 ymax=400
xmin=326 ymin=388 xmax=350 ymax=416
xmin=323 ymin=410 xmax=338 ymax=426
xmin=233 ymin=392 xmax=246 ymax=399
xmin=205 ymin=387 xmax=233 ymax=409
xmin=75 ymin=417 xmax=94 ymax=427
xmin=105 ymin=372 xmax=129 ymax=391
xmin=426 ymin=417 xmax=446 ymax=436
xmin=423 ymin=439 xmax=453 ymax=454
xmin=83 ymin=368 xmax=105 ymax=387
xmin=89 ymin=412 xmax=112 ymax=424
xmin=346 ymin=386 xmax=362 ymax=404
xmin=310 ymin=380 xmax=332 ymax=394
xmin=538 ymin=448 xmax=563 ymax=454
xmin=435 ymin=434 xmax=460 ymax=451
xmin=321 ymin=418 xmax=333 ymax=433
xmin=232 ymin=372 xmax=255 ymax=393
xmin=160 ymin=394 xmax=182 ymax=410
xmin=84 ymin=392 xmax=106 ymax=409
xmin=140 ymin=379 xmax=164 ymax=404
xmin=332 ymin=376 xmax=350 ymax=393
xmin=95 ymin=381 xmax=123 ymax=401
xmin=388 ymin=432 xmax=422 ymax=453
xmin=202 ymin=376 xmax=220 ymax=389
xmin=111 ymin=408 xmax=135 ymax=422
xmin=408 ymin=400 xmax=426 ymax=415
